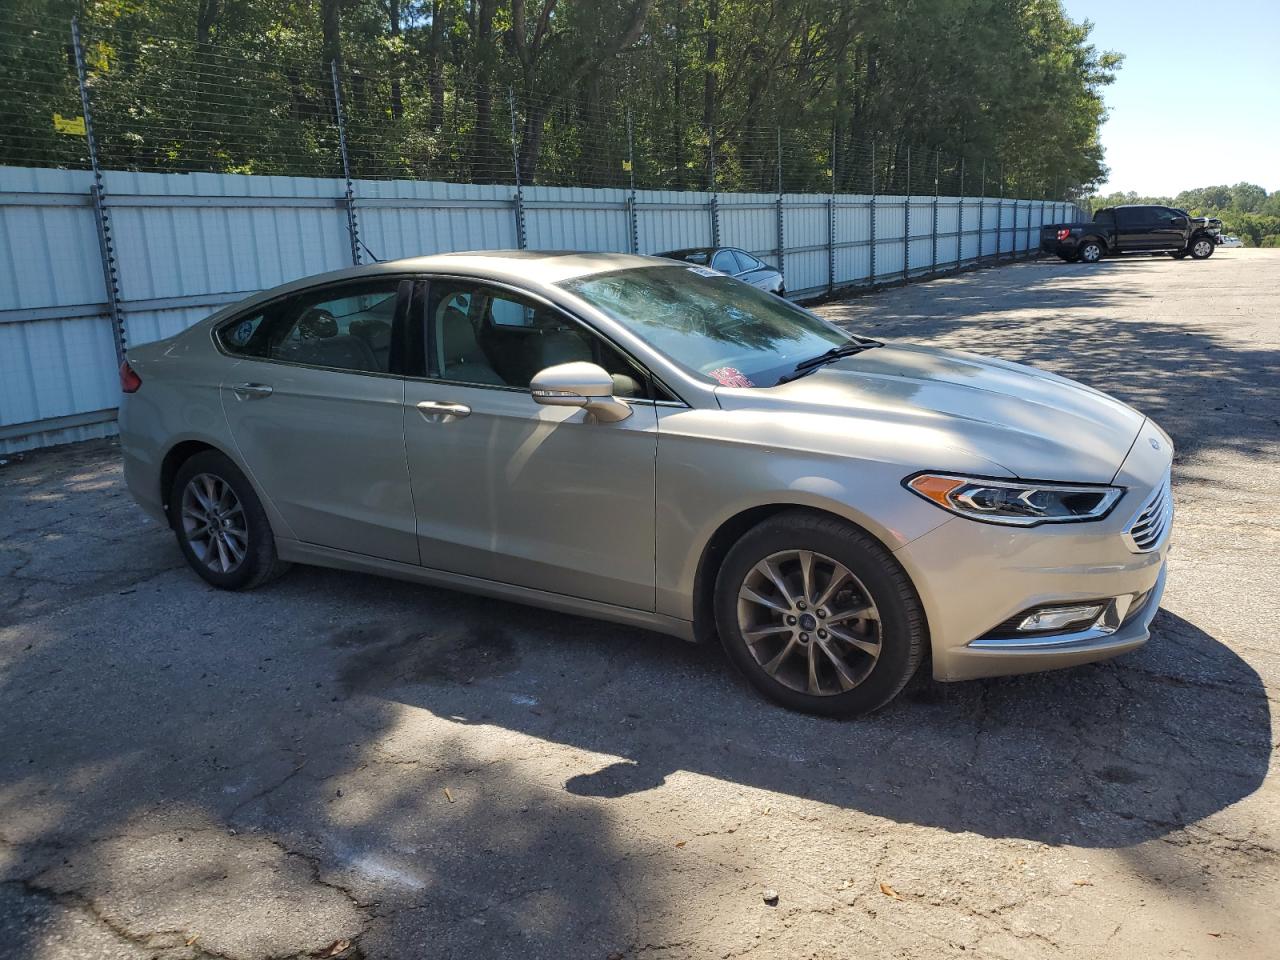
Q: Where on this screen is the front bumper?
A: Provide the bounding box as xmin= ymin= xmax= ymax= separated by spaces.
xmin=895 ymin=418 xmax=1173 ymax=682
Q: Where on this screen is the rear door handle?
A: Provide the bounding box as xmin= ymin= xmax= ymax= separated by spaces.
xmin=416 ymin=400 xmax=471 ymax=421
xmin=231 ymin=382 xmax=273 ymax=400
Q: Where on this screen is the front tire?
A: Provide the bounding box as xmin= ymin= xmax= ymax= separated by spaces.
xmin=1077 ymin=239 xmax=1104 ymax=263
xmin=1189 ymin=236 xmax=1215 ymax=260
xmin=169 ymin=450 xmax=290 ymax=590
xmin=713 ymin=510 xmax=927 ymax=717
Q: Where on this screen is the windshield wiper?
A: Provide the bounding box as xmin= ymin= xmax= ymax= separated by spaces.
xmin=776 ymin=339 xmax=883 ymax=384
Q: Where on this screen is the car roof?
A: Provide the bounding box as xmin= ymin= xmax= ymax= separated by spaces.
xmin=227 ymin=250 xmax=669 ymax=312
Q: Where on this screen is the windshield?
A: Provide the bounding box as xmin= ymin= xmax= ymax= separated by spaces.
xmin=560 ymin=265 xmax=853 ymax=387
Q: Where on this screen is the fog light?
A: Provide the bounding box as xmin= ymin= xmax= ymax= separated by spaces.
xmin=1017 ymin=603 xmax=1105 ymax=632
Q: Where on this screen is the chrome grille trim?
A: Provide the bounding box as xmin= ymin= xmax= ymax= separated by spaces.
xmin=1123 ymin=474 xmax=1173 ymax=553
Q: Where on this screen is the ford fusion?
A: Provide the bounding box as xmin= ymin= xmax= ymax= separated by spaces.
xmin=119 ymin=251 xmax=1172 ymax=715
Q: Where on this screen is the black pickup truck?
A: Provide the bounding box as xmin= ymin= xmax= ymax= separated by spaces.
xmin=1041 ymin=204 xmax=1221 ymax=263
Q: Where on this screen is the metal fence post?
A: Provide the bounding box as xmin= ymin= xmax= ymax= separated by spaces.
xmin=507 ymin=87 xmax=527 ymax=249
xmin=931 ymin=148 xmax=939 ymax=275
xmin=997 ymin=163 xmax=1005 ymax=263
xmin=956 ymin=156 xmax=965 ymax=270
xmin=775 ymin=127 xmax=785 ymax=290
xmin=626 ymin=109 xmax=639 ymax=254
xmin=330 ymin=60 xmax=362 ymax=266
xmin=902 ymin=146 xmax=911 ymax=282
xmin=868 ymin=140 xmax=877 ymax=286
xmin=72 ymin=17 xmax=125 ymax=365
xmin=708 ymin=122 xmax=720 ymax=246
xmin=827 ymin=123 xmax=836 ymax=295
xmin=977 ymin=159 xmax=986 ymax=265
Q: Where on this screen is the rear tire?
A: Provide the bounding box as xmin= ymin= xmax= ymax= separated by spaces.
xmin=1189 ymin=236 xmax=1215 ymax=260
xmin=169 ymin=450 xmax=290 ymax=590
xmin=1077 ymin=239 xmax=1104 ymax=263
xmin=713 ymin=510 xmax=927 ymax=717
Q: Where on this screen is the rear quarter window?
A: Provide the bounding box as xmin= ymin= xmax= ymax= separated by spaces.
xmin=217 ymin=311 xmax=269 ymax=357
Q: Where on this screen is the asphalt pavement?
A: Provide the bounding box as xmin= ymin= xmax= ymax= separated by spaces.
xmin=1 ymin=248 xmax=1277 ymax=959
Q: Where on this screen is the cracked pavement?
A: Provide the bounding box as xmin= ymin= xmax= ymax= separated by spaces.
xmin=1 ymin=249 xmax=1278 ymax=959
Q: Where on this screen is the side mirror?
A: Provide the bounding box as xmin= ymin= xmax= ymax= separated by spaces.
xmin=530 ymin=361 xmax=632 ymax=423
xmin=1171 ymin=216 xmax=1188 ymax=227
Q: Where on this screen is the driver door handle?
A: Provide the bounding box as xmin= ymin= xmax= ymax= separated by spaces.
xmin=231 ymin=382 xmax=273 ymax=400
xmin=416 ymin=400 xmax=471 ymax=422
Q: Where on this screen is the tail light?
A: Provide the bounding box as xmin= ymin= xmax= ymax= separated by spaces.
xmin=1056 ymin=228 xmax=1071 ymax=241
xmin=119 ymin=359 xmax=142 ymax=393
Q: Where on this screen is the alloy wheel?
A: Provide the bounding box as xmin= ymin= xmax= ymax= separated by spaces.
xmin=736 ymin=549 xmax=882 ymax=696
xmin=1081 ymin=243 xmax=1101 ymax=262
xmin=180 ymin=473 xmax=248 ymax=573
xmin=1193 ymin=239 xmax=1212 ymax=258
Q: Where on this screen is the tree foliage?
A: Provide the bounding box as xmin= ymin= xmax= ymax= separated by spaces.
xmin=1 ymin=0 xmax=1120 ymax=195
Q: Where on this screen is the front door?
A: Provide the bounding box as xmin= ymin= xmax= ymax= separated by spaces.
xmin=1117 ymin=207 xmax=1170 ymax=251
xmin=218 ymin=277 xmax=418 ymax=563
xmin=401 ymin=278 xmax=659 ymax=611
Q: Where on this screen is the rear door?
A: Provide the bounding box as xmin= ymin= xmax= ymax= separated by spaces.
xmin=401 ymin=277 xmax=661 ymax=610
xmin=217 ymin=277 xmax=419 ymax=563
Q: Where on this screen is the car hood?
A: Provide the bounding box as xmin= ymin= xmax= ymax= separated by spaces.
xmin=715 ymin=342 xmax=1146 ymax=483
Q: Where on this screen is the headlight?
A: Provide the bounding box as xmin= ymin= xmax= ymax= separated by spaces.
xmin=905 ymin=473 xmax=1123 ymax=526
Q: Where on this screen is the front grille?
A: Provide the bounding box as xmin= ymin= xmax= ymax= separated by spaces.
xmin=1124 ymin=476 xmax=1173 ymax=553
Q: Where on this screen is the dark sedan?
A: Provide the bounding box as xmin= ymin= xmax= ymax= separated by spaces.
xmin=658 ymin=246 xmax=785 ymax=296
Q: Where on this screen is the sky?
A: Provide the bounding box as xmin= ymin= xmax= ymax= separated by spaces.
xmin=1061 ymin=0 xmax=1280 ymax=197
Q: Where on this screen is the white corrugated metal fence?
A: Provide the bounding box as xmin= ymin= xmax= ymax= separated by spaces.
xmin=0 ymin=164 xmax=1084 ymax=453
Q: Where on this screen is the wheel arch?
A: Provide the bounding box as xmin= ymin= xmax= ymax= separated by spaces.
xmin=689 ymin=502 xmax=913 ymax=644
xmin=160 ymin=440 xmax=223 ymax=524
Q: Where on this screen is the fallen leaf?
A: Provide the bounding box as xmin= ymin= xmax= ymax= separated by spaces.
xmin=879 ymin=882 xmax=905 ymax=901
xmin=185 ymin=934 xmax=200 ymax=947
xmin=675 ymin=840 xmax=686 ymax=848
xmin=1208 ymin=933 xmax=1222 ymax=938
xmin=312 ymin=940 xmax=351 ymax=958
xmin=444 ymin=787 xmax=455 ymax=803
xmin=1073 ymin=879 xmax=1093 ymax=887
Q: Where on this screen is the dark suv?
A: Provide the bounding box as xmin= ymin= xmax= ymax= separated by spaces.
xmin=1041 ymin=205 xmax=1221 ymax=263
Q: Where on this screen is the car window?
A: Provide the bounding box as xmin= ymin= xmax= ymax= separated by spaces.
xmin=423 ymin=280 xmax=655 ymax=399
xmin=669 ymin=250 xmax=709 ymax=265
xmin=711 ymin=250 xmax=739 ymax=274
xmin=561 ymin=265 xmax=851 ymax=388
xmin=1153 ymin=208 xmax=1182 ymax=223
xmin=732 ymin=250 xmax=761 ymax=272
xmin=1115 ymin=208 xmax=1144 ymax=228
xmin=217 ymin=279 xmax=401 ymax=373
xmin=219 ymin=312 xmax=269 ymax=356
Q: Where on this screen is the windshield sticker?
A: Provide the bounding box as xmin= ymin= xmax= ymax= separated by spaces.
xmin=710 ymin=366 xmax=755 ymax=388
xmin=686 ymin=265 xmax=721 ymax=278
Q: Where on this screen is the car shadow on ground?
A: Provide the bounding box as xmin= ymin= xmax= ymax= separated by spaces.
xmin=355 ymin=582 xmax=1270 ymax=850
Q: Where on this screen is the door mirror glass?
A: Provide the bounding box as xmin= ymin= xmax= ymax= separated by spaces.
xmin=531 ymin=361 xmax=632 ymax=422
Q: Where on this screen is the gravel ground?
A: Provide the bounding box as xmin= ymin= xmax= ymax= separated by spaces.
xmin=1 ymin=248 xmax=1277 ymax=960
